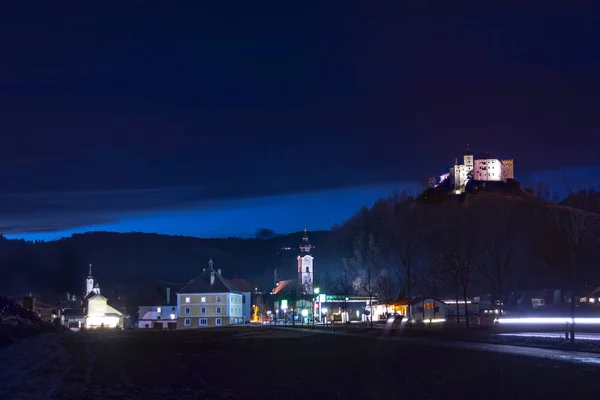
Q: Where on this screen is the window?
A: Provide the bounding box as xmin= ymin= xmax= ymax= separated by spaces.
xmin=199 ymin=318 xmax=207 ymax=326
xmin=201 ymin=307 xmax=206 ymax=314
xmin=216 ymin=296 xmax=222 ymax=303
xmin=185 ymin=297 xmax=190 ymax=303
xmin=216 ymin=307 xmax=221 ymax=314
xmin=216 ymin=318 xmax=222 ymax=326
xmin=306 ymin=266 xmax=309 ymax=273
xmin=201 ymin=297 xmax=206 ymax=303
xmin=184 ymin=318 xmax=190 ymax=326
xmin=184 ymin=307 xmax=190 ymax=314
xmin=157 ymin=315 xmax=161 ymax=320
xmin=242 ymin=295 xmax=246 ymax=304
xmin=157 ymin=307 xmax=162 ymax=313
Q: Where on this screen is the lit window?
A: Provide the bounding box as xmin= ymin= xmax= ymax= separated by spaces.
xmin=185 ymin=297 xmax=190 ymax=303
xmin=201 ymin=307 xmax=206 ymax=314
xmin=184 ymin=318 xmax=190 ymax=326
xmin=216 ymin=296 xmax=222 ymax=303
xmin=199 ymin=318 xmax=208 ymax=326
xmin=185 ymin=307 xmax=190 ymax=314
xmin=216 ymin=318 xmax=222 ymax=326
xmin=201 ymin=297 xmax=206 ymax=303
xmin=216 ymin=307 xmax=221 ymax=314
xmin=157 ymin=307 xmax=162 ymax=313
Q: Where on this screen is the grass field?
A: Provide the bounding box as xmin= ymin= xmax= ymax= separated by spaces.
xmin=2 ymin=326 xmax=600 ymax=399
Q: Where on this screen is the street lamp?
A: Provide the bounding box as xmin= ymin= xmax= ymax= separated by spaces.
xmin=345 ymin=297 xmax=349 ymax=326
xmin=313 ymin=287 xmax=320 ymax=327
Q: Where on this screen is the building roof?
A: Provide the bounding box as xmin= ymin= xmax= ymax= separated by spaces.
xmin=62 ymin=308 xmax=85 ymax=317
xmin=393 ymin=296 xmax=446 ymax=306
xmin=177 ymin=260 xmax=241 ymax=294
xmin=88 ymin=294 xmax=108 ymax=302
xmin=229 ymin=278 xmax=253 ymax=293
xmin=271 ymin=279 xmax=297 ymax=295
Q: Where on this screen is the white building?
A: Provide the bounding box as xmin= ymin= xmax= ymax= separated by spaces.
xmin=297 ymin=229 xmax=314 ymax=294
xmin=86 ymin=264 xmax=101 ymax=297
xmin=138 ymin=305 xmax=178 ymax=329
xmin=138 ymin=285 xmax=180 ymax=329
xmin=439 ymin=144 xmax=514 ymax=193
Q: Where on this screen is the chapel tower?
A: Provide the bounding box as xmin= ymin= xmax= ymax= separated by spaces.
xmin=86 ymin=264 xmax=94 ymax=296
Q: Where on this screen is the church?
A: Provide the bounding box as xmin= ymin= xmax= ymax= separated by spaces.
xmin=271 ymin=229 xmax=314 ymax=297
xmin=83 ymin=265 xmax=123 ymax=329
xmin=270 ymin=230 xmax=376 ymax=324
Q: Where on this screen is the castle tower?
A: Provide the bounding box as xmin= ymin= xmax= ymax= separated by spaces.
xmin=464 ymin=142 xmax=474 ymax=167
xmin=86 ymin=264 xmax=94 ymax=296
xmin=297 ymin=228 xmax=314 ymax=294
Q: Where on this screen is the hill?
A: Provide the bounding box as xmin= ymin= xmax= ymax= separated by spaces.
xmin=0 ymin=230 xmax=341 ymax=299
xmin=330 ymin=184 xmax=600 ymax=302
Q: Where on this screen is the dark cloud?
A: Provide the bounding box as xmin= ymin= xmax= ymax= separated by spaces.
xmin=0 ymin=177 xmax=396 ymax=234
xmin=0 ymin=3 xmax=598 ymax=235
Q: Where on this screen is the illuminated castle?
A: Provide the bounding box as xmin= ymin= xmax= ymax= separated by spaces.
xmin=438 ymin=144 xmax=514 ymax=193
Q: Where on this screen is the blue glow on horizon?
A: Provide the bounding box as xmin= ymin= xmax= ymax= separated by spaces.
xmin=6 ymin=182 xmax=418 ymax=242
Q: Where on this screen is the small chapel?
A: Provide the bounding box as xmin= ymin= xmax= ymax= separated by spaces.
xmin=84 ymin=264 xmax=123 ymax=329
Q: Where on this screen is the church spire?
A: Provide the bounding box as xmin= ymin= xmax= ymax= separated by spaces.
xmin=299 ymin=228 xmax=312 ymax=254
xmin=465 ymin=141 xmax=472 ymax=155
xmin=208 ymin=257 xmax=214 ymax=270
xmin=88 ymin=264 xmax=93 ymax=277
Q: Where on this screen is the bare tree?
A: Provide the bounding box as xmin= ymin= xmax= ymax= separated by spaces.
xmin=387 ymin=201 xmax=421 ymax=328
xmin=548 ymin=180 xmax=600 ymax=342
xmin=475 ymin=208 xmax=516 ymax=315
xmin=317 ymin=266 xmax=334 ymax=294
xmin=337 ymin=257 xmax=355 ymax=326
xmin=352 ymin=232 xmax=380 ymax=328
xmin=435 ymin=203 xmax=478 ymax=328
xmin=375 ymin=269 xmax=396 ymax=304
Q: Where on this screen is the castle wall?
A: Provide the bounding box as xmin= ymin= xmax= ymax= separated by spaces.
xmin=474 ymin=159 xmax=502 ymax=181
xmin=501 ymin=159 xmax=514 ymax=180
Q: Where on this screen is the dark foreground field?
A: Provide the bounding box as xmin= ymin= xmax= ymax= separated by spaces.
xmin=2 ymin=327 xmax=600 ymax=399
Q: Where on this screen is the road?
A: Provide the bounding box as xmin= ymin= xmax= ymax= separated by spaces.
xmin=2 ymin=327 xmax=600 ymax=399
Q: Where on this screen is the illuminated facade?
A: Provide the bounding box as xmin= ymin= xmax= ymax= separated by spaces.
xmin=439 ymin=144 xmax=514 ymax=193
xmin=86 ymin=264 xmax=102 ymax=297
xmin=176 ymin=258 xmax=244 ymax=328
xmin=85 ymin=293 xmax=123 ymax=329
xmin=297 ymin=229 xmax=314 ymax=294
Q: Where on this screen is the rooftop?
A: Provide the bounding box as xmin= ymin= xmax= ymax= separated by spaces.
xmin=178 ymin=259 xmax=241 ymax=294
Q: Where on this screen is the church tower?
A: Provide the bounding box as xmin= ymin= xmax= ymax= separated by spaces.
xmin=297 ymin=229 xmax=314 ymax=293
xmin=86 ymin=264 xmax=94 ymax=296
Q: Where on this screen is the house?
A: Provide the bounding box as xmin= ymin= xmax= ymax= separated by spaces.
xmin=407 ymin=297 xmax=447 ymax=323
xmin=229 ymin=278 xmax=253 ymax=323
xmin=138 ymin=305 xmax=178 ymax=329
xmin=137 ymin=285 xmax=181 ymax=329
xmin=177 ymin=258 xmax=244 ymax=328
xmin=85 ymin=293 xmax=124 ymax=329
xmin=62 ymin=308 xmax=86 ymax=330
xmin=19 ymin=297 xmax=56 ymax=323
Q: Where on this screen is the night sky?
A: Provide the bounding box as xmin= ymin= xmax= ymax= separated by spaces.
xmin=1 ymin=3 xmax=599 ymax=240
